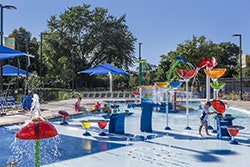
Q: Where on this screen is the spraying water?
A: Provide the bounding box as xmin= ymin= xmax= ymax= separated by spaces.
xmin=29 ymin=94 xmax=41 ymax=119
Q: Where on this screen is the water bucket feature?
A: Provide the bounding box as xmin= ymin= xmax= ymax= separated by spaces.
xmin=176 ymin=69 xmax=196 ymax=130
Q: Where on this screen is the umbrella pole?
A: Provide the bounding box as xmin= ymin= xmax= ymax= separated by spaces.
xmin=109 ymin=72 xmax=112 ymax=93
xmin=34 ymin=139 xmax=40 ymax=167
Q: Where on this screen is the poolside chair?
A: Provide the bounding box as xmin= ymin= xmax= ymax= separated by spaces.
xmin=83 ymin=92 xmax=88 ymax=98
xmin=112 ymin=92 xmax=118 ymax=98
xmin=119 ymin=92 xmax=124 ymax=98
xmin=100 ymin=92 xmax=106 ymax=98
xmin=0 ymin=96 xmax=18 ymax=115
xmin=124 ymin=92 xmax=130 ymax=98
xmin=0 ymin=97 xmax=7 ymax=115
xmin=94 ymin=92 xmax=100 ymax=98
xmin=106 ymin=92 xmax=112 ymax=98
xmin=6 ymin=96 xmax=17 ymax=110
xmin=88 ymin=92 xmax=94 ymax=98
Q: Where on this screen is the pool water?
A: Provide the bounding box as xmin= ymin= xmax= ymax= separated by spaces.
xmin=1 ymin=101 xmax=250 ymax=167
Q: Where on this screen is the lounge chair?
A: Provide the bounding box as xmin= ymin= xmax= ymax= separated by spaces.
xmin=112 ymin=92 xmax=118 ymax=98
xmin=119 ymin=92 xmax=124 ymax=98
xmin=83 ymin=92 xmax=89 ymax=98
xmin=88 ymin=92 xmax=94 ymax=98
xmin=106 ymin=92 xmax=112 ymax=98
xmin=94 ymin=92 xmax=100 ymax=98
xmin=100 ymin=92 xmax=106 ymax=98
xmin=125 ymin=92 xmax=130 ymax=98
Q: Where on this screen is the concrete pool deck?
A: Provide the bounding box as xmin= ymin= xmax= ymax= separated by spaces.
xmin=0 ymin=97 xmax=249 ymax=126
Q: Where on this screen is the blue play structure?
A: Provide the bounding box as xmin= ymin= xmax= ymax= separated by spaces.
xmin=20 ymin=96 xmax=33 ymax=110
xmin=215 ymin=114 xmax=235 ymax=140
xmin=108 ymin=113 xmax=125 ymax=134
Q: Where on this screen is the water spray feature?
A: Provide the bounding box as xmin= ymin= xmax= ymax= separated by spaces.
xmin=176 ymin=69 xmax=196 ymax=130
xmin=155 ymin=82 xmax=170 ymax=130
xmin=58 ymin=110 xmax=69 ymax=125
xmin=15 ymin=94 xmax=58 ymax=167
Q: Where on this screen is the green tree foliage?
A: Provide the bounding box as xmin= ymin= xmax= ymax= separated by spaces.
xmin=9 ymin=27 xmax=39 ymax=73
xmin=217 ymin=42 xmax=238 ymax=77
xmin=42 ymin=3 xmax=136 ymax=88
xmin=242 ymin=55 xmax=250 ymax=87
xmin=5 ymin=27 xmax=40 ymax=91
xmin=157 ymin=35 xmax=239 ymax=82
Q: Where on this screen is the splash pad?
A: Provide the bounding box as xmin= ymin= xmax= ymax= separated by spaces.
xmin=15 ymin=94 xmax=58 ymax=167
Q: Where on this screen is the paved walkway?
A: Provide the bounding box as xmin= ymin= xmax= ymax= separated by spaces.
xmin=0 ymin=98 xmax=124 ymax=126
xmin=0 ymin=97 xmax=249 ymax=126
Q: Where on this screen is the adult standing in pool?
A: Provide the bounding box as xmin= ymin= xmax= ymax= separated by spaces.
xmin=198 ymin=101 xmax=217 ymax=137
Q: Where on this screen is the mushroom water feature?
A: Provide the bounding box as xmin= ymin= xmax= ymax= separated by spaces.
xmin=15 ymin=94 xmax=58 ymax=167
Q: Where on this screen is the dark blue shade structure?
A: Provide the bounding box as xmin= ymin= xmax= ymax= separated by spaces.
xmin=3 ymin=64 xmax=29 ymax=76
xmin=78 ymin=63 xmax=128 ymax=92
xmin=0 ymin=45 xmax=27 ymax=59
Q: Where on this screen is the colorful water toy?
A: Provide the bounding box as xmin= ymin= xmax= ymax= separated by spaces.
xmin=16 ymin=117 xmax=58 ymax=167
xmin=195 ymin=57 xmax=217 ymax=69
xmin=15 ymin=94 xmax=58 ymax=167
xmin=204 ymin=68 xmax=226 ymax=80
xmin=155 ymin=82 xmax=171 ymax=130
xmin=227 ymin=126 xmax=240 ymax=144
xmin=211 ymin=99 xmax=225 ymax=113
xmin=170 ymin=81 xmax=182 ymax=113
xmin=98 ymin=120 xmax=108 ymax=136
xmin=177 ymin=69 xmax=197 ymax=130
xmin=58 ymin=110 xmax=69 ymax=125
xmin=81 ymin=120 xmax=91 ymax=136
xmin=195 ymin=57 xmax=217 ymax=101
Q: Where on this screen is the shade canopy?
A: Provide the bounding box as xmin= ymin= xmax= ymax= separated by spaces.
xmin=0 ymin=45 xmax=28 ymax=60
xmin=78 ymin=63 xmax=128 ymax=92
xmin=3 ymin=64 xmax=29 ymax=76
xmin=78 ymin=63 xmax=128 ymax=75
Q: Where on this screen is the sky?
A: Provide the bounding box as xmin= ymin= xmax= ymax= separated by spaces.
xmin=1 ymin=0 xmax=250 ymax=68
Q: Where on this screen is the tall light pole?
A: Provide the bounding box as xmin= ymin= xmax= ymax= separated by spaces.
xmin=232 ymin=34 xmax=243 ymax=100
xmin=138 ymin=43 xmax=142 ymax=86
xmin=0 ymin=4 xmax=17 ymax=90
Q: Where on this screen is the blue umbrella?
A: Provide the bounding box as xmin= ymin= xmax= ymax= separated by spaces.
xmin=78 ymin=63 xmax=128 ymax=92
xmin=3 ymin=65 xmax=29 ymax=76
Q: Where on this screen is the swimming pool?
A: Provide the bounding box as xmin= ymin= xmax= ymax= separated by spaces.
xmin=1 ymin=100 xmax=250 ymax=167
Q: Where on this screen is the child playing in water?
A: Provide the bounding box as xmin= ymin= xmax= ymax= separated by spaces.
xmin=198 ymin=101 xmax=217 ymax=137
xmin=102 ymin=103 xmax=111 ymax=113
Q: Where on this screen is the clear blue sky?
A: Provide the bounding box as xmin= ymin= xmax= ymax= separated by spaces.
xmin=2 ymin=0 xmax=250 ymax=68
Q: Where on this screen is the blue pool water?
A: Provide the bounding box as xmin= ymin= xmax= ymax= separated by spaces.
xmin=1 ymin=100 xmax=250 ymax=167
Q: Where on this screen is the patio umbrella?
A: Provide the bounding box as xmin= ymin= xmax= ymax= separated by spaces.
xmin=78 ymin=63 xmax=128 ymax=92
xmin=3 ymin=65 xmax=29 ymax=76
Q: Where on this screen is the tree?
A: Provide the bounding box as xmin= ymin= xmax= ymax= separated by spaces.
xmin=8 ymin=27 xmax=39 ymax=73
xmin=156 ymin=35 xmax=239 ymax=93
xmin=6 ymin=27 xmax=40 ymax=91
xmin=218 ymin=42 xmax=238 ymax=77
xmin=43 ymin=3 xmax=136 ymax=88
